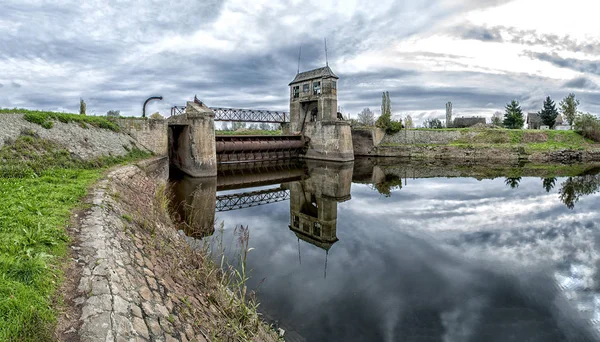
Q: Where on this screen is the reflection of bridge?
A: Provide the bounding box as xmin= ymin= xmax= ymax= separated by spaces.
xmin=171 ymin=105 xmax=289 ymax=123
xmin=216 ymin=187 xmax=290 ymax=212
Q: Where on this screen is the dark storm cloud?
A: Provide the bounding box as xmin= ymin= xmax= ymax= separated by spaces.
xmin=564 ymin=77 xmax=599 ymax=90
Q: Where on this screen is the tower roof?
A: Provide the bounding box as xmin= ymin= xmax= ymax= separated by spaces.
xmin=289 ymin=66 xmax=339 ymax=85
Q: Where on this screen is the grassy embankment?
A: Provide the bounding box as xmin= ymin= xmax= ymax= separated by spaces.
xmin=0 ymin=108 xmax=121 ymax=131
xmin=381 ymin=128 xmax=599 ymax=151
xmin=0 ymin=111 xmax=151 ymax=341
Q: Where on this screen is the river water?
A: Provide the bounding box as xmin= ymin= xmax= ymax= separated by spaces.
xmin=170 ymin=158 xmax=600 ymax=342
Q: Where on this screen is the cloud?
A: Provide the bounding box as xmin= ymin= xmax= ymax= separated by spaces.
xmin=564 ymin=77 xmax=599 ymax=90
xmin=1 ymin=0 xmax=600 ymax=118
xmin=527 ymin=52 xmax=600 ymax=74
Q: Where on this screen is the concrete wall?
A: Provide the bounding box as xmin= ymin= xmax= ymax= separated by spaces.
xmin=302 ymin=121 xmax=354 ymax=162
xmin=168 ymin=102 xmax=217 ymax=178
xmin=351 ymin=127 xmax=385 ymax=156
xmin=114 ymin=118 xmax=168 ymax=156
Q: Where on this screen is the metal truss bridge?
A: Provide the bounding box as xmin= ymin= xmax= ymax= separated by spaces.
xmin=216 ymin=187 xmax=290 ymax=212
xmin=170 ymin=105 xmax=289 ymax=123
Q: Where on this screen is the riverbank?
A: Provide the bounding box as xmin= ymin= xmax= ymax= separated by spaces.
xmin=0 ymin=132 xmax=151 ymax=341
xmin=352 ymin=127 xmax=600 ymax=163
xmin=58 ymin=158 xmax=278 ymax=341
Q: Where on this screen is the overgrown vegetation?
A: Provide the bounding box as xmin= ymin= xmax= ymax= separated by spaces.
xmin=0 ymin=108 xmax=120 ymax=132
xmin=574 ymin=113 xmax=600 ymax=142
xmin=0 ymin=133 xmax=151 ymax=341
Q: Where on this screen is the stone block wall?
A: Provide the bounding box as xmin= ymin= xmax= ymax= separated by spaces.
xmin=114 ymin=118 xmax=168 ymax=156
xmin=381 ymin=130 xmax=479 ymax=145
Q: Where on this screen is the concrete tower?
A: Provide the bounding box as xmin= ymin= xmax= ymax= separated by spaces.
xmin=289 ymin=66 xmax=354 ymax=162
xmin=446 ymin=102 xmax=453 ymax=128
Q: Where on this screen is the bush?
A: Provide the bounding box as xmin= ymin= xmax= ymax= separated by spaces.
xmin=574 ymin=113 xmax=600 ymax=142
xmin=0 ymin=108 xmax=121 ymax=132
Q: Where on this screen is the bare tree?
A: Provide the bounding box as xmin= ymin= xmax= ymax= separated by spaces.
xmin=357 ymin=108 xmax=375 ymax=126
xmin=491 ymin=111 xmax=503 ymax=126
xmin=404 ymin=115 xmax=414 ymax=129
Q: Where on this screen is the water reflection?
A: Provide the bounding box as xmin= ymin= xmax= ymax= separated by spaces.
xmin=170 ymin=159 xmax=600 ymax=341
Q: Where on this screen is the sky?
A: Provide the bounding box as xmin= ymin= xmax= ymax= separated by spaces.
xmin=1 ymin=0 xmax=600 ymax=125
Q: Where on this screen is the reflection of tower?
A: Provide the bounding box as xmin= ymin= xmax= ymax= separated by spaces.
xmin=170 ymin=176 xmax=217 ymax=238
xmin=287 ymin=160 xmax=353 ymax=277
xmin=446 ymin=102 xmax=453 ymax=128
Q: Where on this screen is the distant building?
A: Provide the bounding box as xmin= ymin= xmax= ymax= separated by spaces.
xmin=527 ymin=113 xmax=542 ymax=129
xmin=453 ymin=117 xmax=486 ymax=128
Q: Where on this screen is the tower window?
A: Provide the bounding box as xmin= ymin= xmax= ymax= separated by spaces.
xmin=303 ymin=83 xmax=309 ymax=93
xmin=293 ymin=86 xmax=299 ymax=98
xmin=293 ymin=215 xmax=299 ymax=228
xmin=332 ymin=81 xmax=337 ymax=90
xmin=313 ymin=222 xmax=321 ymax=237
xmin=313 ymin=81 xmax=321 ymax=95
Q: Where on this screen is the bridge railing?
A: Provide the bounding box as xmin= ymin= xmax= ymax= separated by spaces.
xmin=170 ymin=104 xmax=289 ymax=123
xmin=216 ymin=188 xmax=290 ymax=212
xmin=210 ymin=107 xmax=289 ymax=123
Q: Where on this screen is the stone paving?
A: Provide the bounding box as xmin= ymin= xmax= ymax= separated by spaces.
xmin=61 ymin=161 xmax=278 ymax=342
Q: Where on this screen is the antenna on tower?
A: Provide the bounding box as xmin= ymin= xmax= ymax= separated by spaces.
xmin=324 ymin=38 xmax=329 ymax=66
xmin=297 ymin=46 xmax=302 ymax=74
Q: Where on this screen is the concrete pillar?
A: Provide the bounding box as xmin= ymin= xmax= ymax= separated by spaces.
xmin=168 ymin=101 xmax=217 ymax=177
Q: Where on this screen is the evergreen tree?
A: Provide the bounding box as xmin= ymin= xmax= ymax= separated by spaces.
xmin=539 ymin=96 xmax=559 ymax=128
xmin=503 ymin=100 xmax=525 ymax=129
xmin=559 ymin=93 xmax=579 ymax=126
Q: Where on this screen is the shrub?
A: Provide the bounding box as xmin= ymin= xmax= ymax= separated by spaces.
xmin=574 ymin=113 xmax=600 ymax=142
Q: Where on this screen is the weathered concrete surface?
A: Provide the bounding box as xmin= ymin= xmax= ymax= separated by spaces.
xmin=60 ymin=157 xmax=278 ymax=341
xmin=114 ymin=118 xmax=168 ymax=156
xmin=302 ymin=121 xmax=354 ymax=162
xmin=351 ymin=127 xmax=385 ymax=156
xmin=168 ymin=102 xmax=217 ymax=177
xmin=0 ymin=114 xmax=146 ymax=159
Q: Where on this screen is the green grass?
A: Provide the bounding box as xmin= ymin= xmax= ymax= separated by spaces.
xmin=215 ymin=130 xmax=283 ymax=136
xmin=1 ymin=108 xmax=120 ymax=132
xmin=0 ymin=134 xmax=151 ymax=341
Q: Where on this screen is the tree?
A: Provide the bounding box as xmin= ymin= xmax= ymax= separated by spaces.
xmin=358 ymin=108 xmax=375 ymax=126
xmin=503 ymin=100 xmax=525 ymax=129
xmin=232 ymin=122 xmax=246 ymax=130
xmin=424 ymin=118 xmax=443 ymax=129
xmin=259 ymin=123 xmax=271 ymax=131
xmin=404 ymin=115 xmax=414 ymax=129
xmin=539 ymin=96 xmax=559 ymax=128
xmin=149 ymin=112 xmax=164 ymax=120
xmin=559 ymin=93 xmax=580 ymax=127
xmin=376 ymin=91 xmax=392 ymax=129
xmin=574 ymin=112 xmax=600 ymax=142
xmin=106 ymin=110 xmax=120 ymax=117
xmin=79 ymin=98 xmax=87 ymax=116
xmin=542 ymin=177 xmax=556 ymax=193
xmin=491 ymin=111 xmax=503 ymax=126
xmin=505 ymin=177 xmax=521 ymax=189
